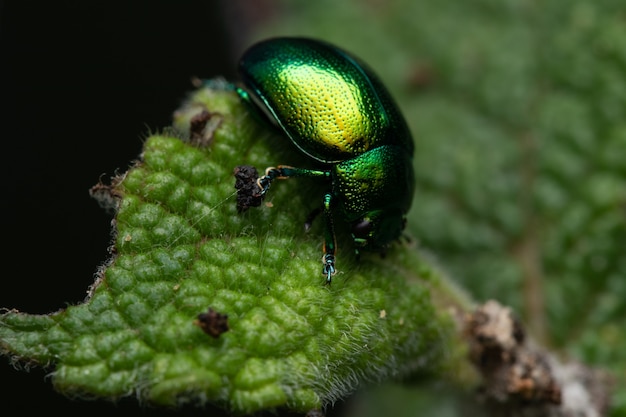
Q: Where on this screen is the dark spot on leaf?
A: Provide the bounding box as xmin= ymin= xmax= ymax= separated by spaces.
xmin=406 ymin=61 xmax=436 ymax=90
xmin=189 ymin=109 xmax=223 ymax=147
xmin=195 ymin=307 xmax=229 ymax=338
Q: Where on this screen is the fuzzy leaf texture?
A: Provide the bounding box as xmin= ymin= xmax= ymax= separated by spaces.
xmin=0 ymin=87 xmax=458 ymax=414
xmin=256 ymin=0 xmax=626 ymax=414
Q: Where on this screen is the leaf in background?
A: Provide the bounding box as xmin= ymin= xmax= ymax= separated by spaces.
xmin=252 ymin=0 xmax=626 ymax=413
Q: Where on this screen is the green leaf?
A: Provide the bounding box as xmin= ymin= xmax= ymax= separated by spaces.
xmin=0 ymin=87 xmax=461 ymax=414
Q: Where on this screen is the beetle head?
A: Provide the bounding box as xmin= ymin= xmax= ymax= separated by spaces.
xmin=351 ymin=209 xmax=407 ymax=251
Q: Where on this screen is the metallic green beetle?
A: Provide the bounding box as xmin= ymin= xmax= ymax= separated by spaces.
xmin=235 ymin=37 xmax=414 ymax=284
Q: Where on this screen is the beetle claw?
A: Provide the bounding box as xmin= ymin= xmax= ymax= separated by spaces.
xmin=322 ymin=254 xmax=336 ymax=285
xmin=256 ymin=176 xmax=271 ymax=195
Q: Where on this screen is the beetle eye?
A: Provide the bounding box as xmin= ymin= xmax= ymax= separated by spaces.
xmin=352 ymin=219 xmax=372 ymax=239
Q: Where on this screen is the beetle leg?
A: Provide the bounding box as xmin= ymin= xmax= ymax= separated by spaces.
xmin=256 ymin=166 xmax=330 ymax=195
xmin=255 ymin=165 xmax=336 ymax=283
xmin=304 ymin=206 xmax=323 ymax=231
xmin=321 ymin=192 xmax=337 ymax=285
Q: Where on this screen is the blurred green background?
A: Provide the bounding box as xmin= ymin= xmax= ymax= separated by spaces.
xmin=1 ymin=1 xmax=624 ymax=416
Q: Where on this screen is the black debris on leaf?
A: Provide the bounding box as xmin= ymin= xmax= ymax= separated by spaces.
xmin=234 ymin=165 xmax=264 ymax=212
xmin=195 ymin=307 xmax=229 ymax=339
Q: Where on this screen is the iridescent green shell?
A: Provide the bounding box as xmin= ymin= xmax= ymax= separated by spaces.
xmin=238 ymin=37 xmax=414 ymax=163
